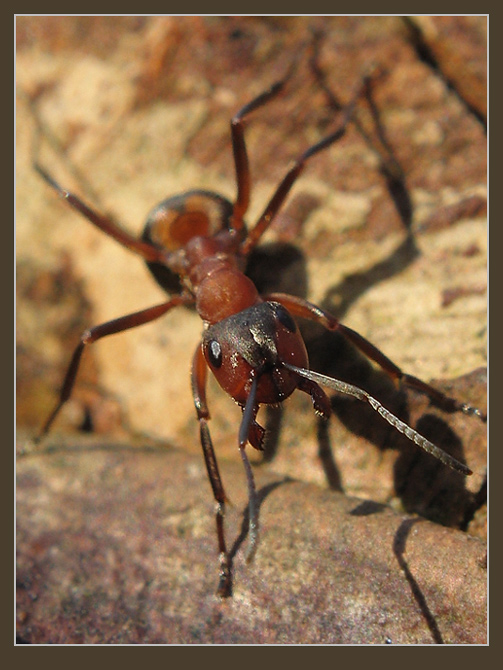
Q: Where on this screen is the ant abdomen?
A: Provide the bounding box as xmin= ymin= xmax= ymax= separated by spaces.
xmin=141 ymin=190 xmax=235 ymax=293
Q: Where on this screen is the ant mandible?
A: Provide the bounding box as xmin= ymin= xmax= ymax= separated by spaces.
xmin=34 ymin=66 xmax=486 ymax=598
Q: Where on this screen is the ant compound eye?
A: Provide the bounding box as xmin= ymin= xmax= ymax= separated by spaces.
xmin=273 ymin=303 xmax=297 ymax=333
xmin=207 ymin=339 xmax=223 ymax=368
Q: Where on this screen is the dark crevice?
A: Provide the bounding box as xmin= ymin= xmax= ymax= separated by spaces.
xmin=393 ymin=518 xmax=445 ymax=644
xmin=403 ymin=17 xmax=486 ymax=131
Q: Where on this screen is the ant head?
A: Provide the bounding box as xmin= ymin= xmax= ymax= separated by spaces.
xmin=202 ymin=301 xmax=308 ymax=407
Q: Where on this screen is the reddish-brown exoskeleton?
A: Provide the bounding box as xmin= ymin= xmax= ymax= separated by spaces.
xmin=35 ymin=69 xmax=486 ymax=597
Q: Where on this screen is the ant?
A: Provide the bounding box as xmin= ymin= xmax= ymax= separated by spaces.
xmin=33 ymin=65 xmax=486 ymax=598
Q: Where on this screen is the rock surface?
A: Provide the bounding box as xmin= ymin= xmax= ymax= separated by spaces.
xmin=17 ymin=439 xmax=486 ymax=644
xmin=16 ymin=17 xmax=487 ymax=644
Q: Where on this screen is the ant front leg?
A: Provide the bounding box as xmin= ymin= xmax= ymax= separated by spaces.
xmin=268 ymin=292 xmax=487 ymax=423
xmin=191 ymin=345 xmax=233 ymax=598
xmin=38 ymin=297 xmax=187 ymax=439
xmin=230 ymin=59 xmax=299 ymax=229
xmin=240 ymin=75 xmax=369 ymax=256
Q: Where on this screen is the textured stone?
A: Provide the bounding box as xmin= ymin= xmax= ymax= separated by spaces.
xmin=17 ymin=439 xmax=486 ymax=644
xmin=17 ymin=17 xmax=487 ymax=644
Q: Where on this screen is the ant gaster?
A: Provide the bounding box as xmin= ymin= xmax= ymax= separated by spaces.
xmin=34 ymin=67 xmax=486 ymax=598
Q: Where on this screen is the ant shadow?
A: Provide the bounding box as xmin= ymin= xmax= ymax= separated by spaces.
xmin=250 ymin=236 xmax=478 ymax=530
xmin=229 ymin=477 xmax=293 ymax=563
xmin=223 ymin=476 xmax=294 ymax=597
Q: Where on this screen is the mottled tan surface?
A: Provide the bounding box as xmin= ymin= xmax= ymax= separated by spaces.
xmin=16 ymin=17 xmax=486 ymax=644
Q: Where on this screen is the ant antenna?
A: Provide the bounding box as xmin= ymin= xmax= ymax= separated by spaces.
xmin=283 ymin=363 xmax=473 ymax=476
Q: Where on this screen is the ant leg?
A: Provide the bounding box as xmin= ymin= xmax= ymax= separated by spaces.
xmin=240 ymin=75 xmax=370 ymax=256
xmin=191 ymin=345 xmax=232 ymax=597
xmin=34 ymin=163 xmax=166 ymax=263
xmin=38 ymin=296 xmax=188 ymax=439
xmin=230 ymin=60 xmax=299 ymax=228
xmin=297 ymin=376 xmax=332 ymax=419
xmin=268 ymin=292 xmax=487 ymax=422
